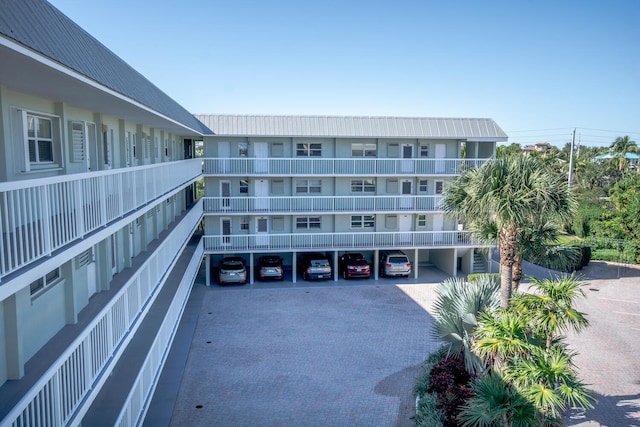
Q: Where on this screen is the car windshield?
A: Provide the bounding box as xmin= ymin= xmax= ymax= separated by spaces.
xmin=222 ymin=262 xmax=244 ymax=270
xmin=261 ymin=258 xmax=280 ymax=267
xmin=311 ymin=260 xmax=329 ymax=267
xmin=349 ymin=259 xmax=368 ymax=266
xmin=388 ymin=257 xmax=408 ymax=263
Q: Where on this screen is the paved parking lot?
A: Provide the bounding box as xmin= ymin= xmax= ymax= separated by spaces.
xmin=150 ymin=262 xmax=640 ymax=427
xmin=167 ymin=273 xmax=445 ymax=427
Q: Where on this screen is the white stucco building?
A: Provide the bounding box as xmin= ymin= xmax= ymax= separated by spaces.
xmin=0 ymin=0 xmax=507 ymax=425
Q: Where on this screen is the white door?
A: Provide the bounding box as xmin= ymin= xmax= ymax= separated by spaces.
xmin=255 ymin=179 xmax=269 ymax=211
xmin=218 ymin=141 xmax=230 ymax=173
xmin=220 ymin=181 xmax=231 ymax=210
xmin=398 ymin=214 xmax=412 ymax=245
xmin=400 ymin=180 xmax=413 ymax=209
xmin=433 ymin=213 xmax=444 ymax=243
xmin=254 ymin=142 xmax=269 ymax=173
xmin=256 ymin=216 xmax=269 ymax=247
xmin=401 ymin=144 xmax=414 ymax=173
xmin=434 ymin=180 xmax=444 ymax=208
xmin=435 ymin=143 xmax=446 ymax=173
xmin=221 ymin=218 xmax=232 ymax=247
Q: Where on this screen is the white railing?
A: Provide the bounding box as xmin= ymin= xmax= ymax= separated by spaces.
xmin=1 ymin=200 xmax=203 ymax=427
xmin=203 ymin=230 xmax=475 ymax=253
xmin=203 ymin=195 xmax=444 ymax=214
xmin=115 ymin=238 xmax=203 ymax=427
xmin=203 ymin=157 xmax=487 ymax=176
xmin=0 ymin=159 xmax=202 ymax=282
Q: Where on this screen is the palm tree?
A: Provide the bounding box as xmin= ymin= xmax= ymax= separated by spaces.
xmin=510 ymin=275 xmax=589 ymax=350
xmin=431 ymin=275 xmax=501 ymax=374
xmin=610 ymin=135 xmax=638 ymax=172
xmin=504 ymin=345 xmax=594 ymax=423
xmin=442 ymin=154 xmax=576 ymax=307
xmin=458 ymin=372 xmax=537 ymax=427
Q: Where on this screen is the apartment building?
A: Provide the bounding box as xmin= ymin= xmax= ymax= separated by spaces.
xmin=0 ymin=0 xmax=212 ymax=425
xmin=197 ymin=114 xmax=507 ymax=284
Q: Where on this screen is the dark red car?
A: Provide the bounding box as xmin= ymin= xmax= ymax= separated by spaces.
xmin=339 ymin=253 xmax=371 ymax=279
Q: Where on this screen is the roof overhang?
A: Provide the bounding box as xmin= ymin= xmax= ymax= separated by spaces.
xmin=0 ymin=36 xmax=204 ymax=137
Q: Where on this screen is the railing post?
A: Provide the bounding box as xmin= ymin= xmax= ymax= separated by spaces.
xmin=39 ymin=185 xmax=53 ymax=256
xmin=75 ymin=180 xmax=86 ymax=238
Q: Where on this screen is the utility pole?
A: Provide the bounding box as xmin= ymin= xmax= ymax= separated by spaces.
xmin=567 ymin=128 xmax=576 ymax=188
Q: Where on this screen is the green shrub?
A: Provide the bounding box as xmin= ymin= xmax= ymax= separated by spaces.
xmin=414 ymin=392 xmax=445 ymax=427
xmin=467 ymin=273 xmax=500 ymax=283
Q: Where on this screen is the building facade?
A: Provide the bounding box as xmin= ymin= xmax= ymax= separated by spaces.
xmin=197 ymin=115 xmax=507 ymax=284
xmin=0 ymin=0 xmax=211 ymax=425
xmin=1 ymin=1 xmax=509 ymax=425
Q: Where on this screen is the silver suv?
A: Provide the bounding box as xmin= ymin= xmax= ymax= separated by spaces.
xmin=219 ymin=256 xmax=247 ymax=285
xmin=379 ymin=250 xmax=412 ymax=277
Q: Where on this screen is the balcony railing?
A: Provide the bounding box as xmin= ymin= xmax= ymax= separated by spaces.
xmin=203 ymin=230 xmax=475 ymax=253
xmin=0 ymin=159 xmax=202 ymax=282
xmin=1 ymin=200 xmax=203 ymax=427
xmin=203 ymin=195 xmax=444 ymax=214
xmin=203 ymin=157 xmax=487 ymax=176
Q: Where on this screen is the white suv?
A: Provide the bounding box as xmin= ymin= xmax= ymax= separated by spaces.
xmin=379 ymin=250 xmax=412 ymax=277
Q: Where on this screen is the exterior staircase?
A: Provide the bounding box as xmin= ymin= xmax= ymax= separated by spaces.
xmin=473 ymin=251 xmax=487 ymax=273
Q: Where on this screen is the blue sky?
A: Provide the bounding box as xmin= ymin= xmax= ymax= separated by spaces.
xmin=48 ymin=0 xmax=639 ymax=148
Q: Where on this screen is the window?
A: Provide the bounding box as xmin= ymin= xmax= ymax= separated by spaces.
xmin=240 ymin=179 xmax=249 ymax=194
xmin=296 ymin=179 xmax=321 ymax=193
xmin=271 ymin=179 xmax=285 ymax=195
xmin=385 ymin=215 xmax=398 ymax=229
xmin=30 ymin=268 xmax=61 ymax=296
xmin=351 ymin=143 xmax=377 ymax=157
xmin=164 ymin=138 xmax=169 ymax=157
xmin=386 ymin=179 xmax=398 ymax=193
xmin=103 ymin=128 xmax=112 ymax=167
xmin=417 ymin=215 xmax=427 ymax=227
xmin=420 ymin=144 xmax=429 ymax=157
xmin=351 ymin=179 xmax=376 ymax=193
xmin=25 ymin=112 xmax=58 ymax=167
xmin=271 ymin=142 xmax=284 ymax=157
xmin=238 ymin=142 xmax=248 ymax=157
xmin=296 ymin=143 xmax=321 ymax=157
xmin=435 ymin=181 xmax=444 ymax=194
xmin=240 ymin=217 xmax=249 ymax=230
xmin=351 ymin=215 xmax=375 ymax=229
xmin=419 ymin=179 xmax=428 ymax=192
xmin=296 ymin=216 xmax=321 ymax=229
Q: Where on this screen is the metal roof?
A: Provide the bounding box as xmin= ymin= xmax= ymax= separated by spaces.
xmin=0 ymin=0 xmax=212 ymax=135
xmin=195 ymin=115 xmax=508 ymax=140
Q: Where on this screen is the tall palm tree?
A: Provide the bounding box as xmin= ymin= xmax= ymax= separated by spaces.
xmin=442 ymin=154 xmax=576 ymax=307
xmin=610 ymin=135 xmax=638 ymax=172
xmin=431 ymin=275 xmax=501 ymax=374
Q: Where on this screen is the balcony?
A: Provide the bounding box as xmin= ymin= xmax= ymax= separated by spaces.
xmin=203 ymin=230 xmax=477 ymax=253
xmin=203 ymin=195 xmax=444 ymax=215
xmin=0 ymin=159 xmax=202 ymax=282
xmin=203 ymin=157 xmax=487 ymax=176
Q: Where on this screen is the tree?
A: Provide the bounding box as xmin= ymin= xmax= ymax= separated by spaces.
xmin=431 ymin=275 xmax=501 ymax=374
xmin=496 ymin=143 xmax=523 ymax=158
xmin=610 ymin=135 xmax=637 ymax=172
xmin=441 ymin=154 xmax=576 ymax=307
xmin=510 ymin=275 xmax=589 ymax=351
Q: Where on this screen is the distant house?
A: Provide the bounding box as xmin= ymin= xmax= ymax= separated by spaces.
xmin=522 ymin=142 xmax=551 ymax=154
xmin=593 ymin=152 xmax=640 ymax=169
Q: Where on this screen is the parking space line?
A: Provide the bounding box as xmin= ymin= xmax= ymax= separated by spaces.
xmin=613 ymin=311 xmax=640 ymax=317
xmin=601 ymin=297 xmax=640 ymax=304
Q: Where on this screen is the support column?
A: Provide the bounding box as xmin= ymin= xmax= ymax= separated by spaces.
xmin=333 ymin=252 xmax=339 ymax=282
xmin=292 ymin=251 xmax=297 ymax=283
xmin=3 ymin=291 xmax=28 ymax=379
xmin=249 ymin=253 xmax=254 ymax=284
xmin=413 ymin=248 xmax=419 ymax=279
xmin=205 ymin=254 xmax=211 ymax=286
xmin=373 ymin=250 xmax=379 ymax=280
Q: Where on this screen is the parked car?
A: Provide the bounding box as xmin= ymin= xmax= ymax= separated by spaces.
xmin=298 ymin=253 xmax=332 ymax=280
xmin=379 ymin=250 xmax=412 ymax=277
xmin=257 ymin=255 xmax=284 ymax=281
xmin=339 ymin=252 xmax=370 ymax=279
xmin=219 ymin=256 xmax=247 ymax=285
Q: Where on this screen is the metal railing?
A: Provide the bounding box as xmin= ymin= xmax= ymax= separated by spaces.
xmin=115 ymin=238 xmax=203 ymax=427
xmin=203 ymin=157 xmax=487 ymax=176
xmin=1 ymin=200 xmax=203 ymax=427
xmin=0 ymin=159 xmax=202 ymax=282
xmin=203 ymin=230 xmax=475 ymax=253
xmin=203 ymin=195 xmax=444 ymax=214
